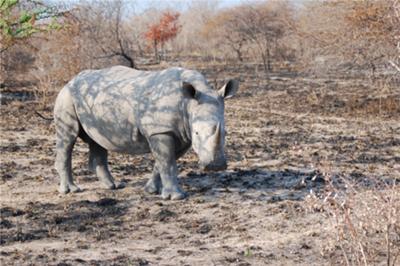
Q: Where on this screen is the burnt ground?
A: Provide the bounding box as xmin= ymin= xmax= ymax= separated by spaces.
xmin=1 ymin=66 xmax=399 ymax=265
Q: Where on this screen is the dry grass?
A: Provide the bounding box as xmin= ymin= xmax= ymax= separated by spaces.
xmin=306 ymin=172 xmax=400 ymax=265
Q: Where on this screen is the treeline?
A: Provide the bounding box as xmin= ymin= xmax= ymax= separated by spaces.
xmin=1 ymin=0 xmax=399 ymax=88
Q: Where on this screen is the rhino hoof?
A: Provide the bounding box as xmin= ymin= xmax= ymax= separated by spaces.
xmin=144 ymin=185 xmax=158 ymax=194
xmin=105 ymin=182 xmax=125 ymax=190
xmin=144 ymin=179 xmax=161 ymax=195
xmin=69 ymin=184 xmax=82 ymax=193
xmin=59 ymin=186 xmax=70 ymax=194
xmin=116 ymin=182 xmax=126 ymax=189
xmin=161 ymin=188 xmax=187 ymax=200
xmin=103 ymin=183 xmax=116 ymax=190
xmin=59 ymin=184 xmax=81 ymax=194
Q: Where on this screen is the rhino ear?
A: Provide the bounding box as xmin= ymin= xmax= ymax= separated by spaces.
xmin=218 ymin=79 xmax=239 ymax=99
xmin=182 ymin=81 xmax=197 ymax=99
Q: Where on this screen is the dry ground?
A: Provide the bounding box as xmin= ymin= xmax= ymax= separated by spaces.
xmin=1 ymin=65 xmax=399 ymax=265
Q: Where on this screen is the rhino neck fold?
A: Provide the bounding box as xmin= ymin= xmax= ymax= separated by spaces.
xmin=181 ymin=100 xmax=192 ymax=144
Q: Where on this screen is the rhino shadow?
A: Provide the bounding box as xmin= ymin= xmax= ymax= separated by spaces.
xmin=180 ymin=168 xmax=326 ymax=202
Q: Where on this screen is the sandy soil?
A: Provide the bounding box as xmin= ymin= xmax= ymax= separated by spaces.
xmin=1 ymin=70 xmax=399 ymax=265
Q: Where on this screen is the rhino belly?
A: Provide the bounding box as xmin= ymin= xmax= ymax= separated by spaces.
xmin=74 ymin=100 xmax=150 ymax=154
xmin=80 ymin=120 xmax=150 ymax=154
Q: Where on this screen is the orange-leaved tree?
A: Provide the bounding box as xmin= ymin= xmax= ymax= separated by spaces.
xmin=145 ymin=11 xmax=180 ymax=61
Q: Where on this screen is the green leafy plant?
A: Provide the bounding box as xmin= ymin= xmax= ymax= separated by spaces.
xmin=244 ymin=247 xmax=252 ymax=257
xmin=0 ymin=0 xmax=62 ymax=53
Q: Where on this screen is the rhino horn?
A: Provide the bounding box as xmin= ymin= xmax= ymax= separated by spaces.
xmin=213 ymin=123 xmax=221 ymax=151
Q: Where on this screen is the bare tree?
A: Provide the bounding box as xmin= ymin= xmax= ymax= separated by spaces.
xmin=202 ymin=6 xmax=248 ymax=62
xmin=295 ymin=0 xmax=399 ymax=77
xmin=73 ymin=0 xmax=138 ymax=68
xmin=29 ymin=9 xmax=88 ymax=108
xmin=222 ymin=1 xmax=293 ymax=74
xmin=175 ymin=0 xmax=219 ymax=57
xmin=246 ymin=2 xmax=294 ymax=73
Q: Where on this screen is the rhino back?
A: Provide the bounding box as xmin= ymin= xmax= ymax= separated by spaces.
xmin=68 ymin=66 xmax=190 ymax=154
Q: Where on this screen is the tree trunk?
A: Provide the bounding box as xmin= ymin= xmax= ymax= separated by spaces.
xmin=153 ymin=40 xmax=158 ymax=62
xmin=121 ymin=53 xmax=136 ymax=69
xmin=161 ymin=43 xmax=164 ymax=61
xmin=235 ymin=47 xmax=243 ymax=62
xmin=267 ymin=47 xmax=272 ymax=72
xmin=261 ymin=52 xmax=268 ymax=75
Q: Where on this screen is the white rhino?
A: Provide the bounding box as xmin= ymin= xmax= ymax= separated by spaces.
xmin=54 ymin=66 xmax=238 ymax=200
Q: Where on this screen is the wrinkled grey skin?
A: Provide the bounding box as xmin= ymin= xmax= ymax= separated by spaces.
xmin=54 ymin=66 xmax=238 ymax=200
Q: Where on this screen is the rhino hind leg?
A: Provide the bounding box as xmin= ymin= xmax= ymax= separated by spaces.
xmin=77 ymin=125 xmax=117 ymax=190
xmin=87 ymin=140 xmax=116 ymax=190
xmin=55 ymin=133 xmax=81 ymax=194
xmin=54 ymin=88 xmax=81 ymax=194
xmin=144 ymin=167 xmax=161 ymax=194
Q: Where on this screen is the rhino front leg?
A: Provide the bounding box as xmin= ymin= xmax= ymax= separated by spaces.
xmin=144 ymin=146 xmax=189 ymax=195
xmin=149 ymin=134 xmax=186 ymax=200
xmin=144 ymin=167 xmax=161 ymax=194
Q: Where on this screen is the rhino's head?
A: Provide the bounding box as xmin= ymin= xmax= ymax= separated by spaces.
xmin=183 ymin=79 xmax=239 ymax=171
